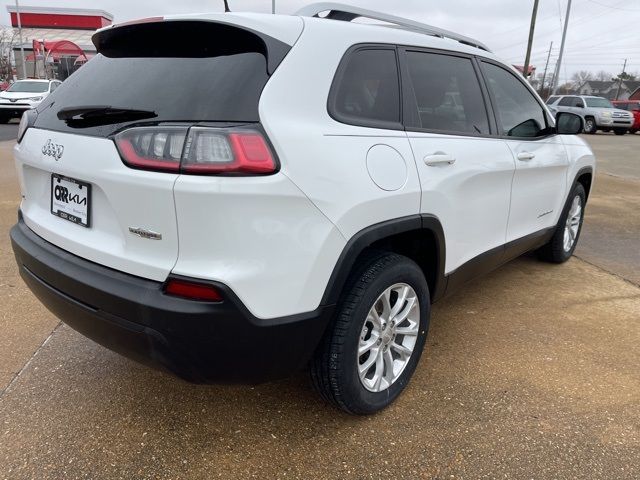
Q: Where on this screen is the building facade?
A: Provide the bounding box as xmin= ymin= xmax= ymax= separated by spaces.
xmin=4 ymin=6 xmax=113 ymax=80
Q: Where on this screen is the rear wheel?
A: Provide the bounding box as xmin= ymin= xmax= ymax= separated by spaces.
xmin=613 ymin=128 xmax=627 ymax=136
xmin=583 ymin=117 xmax=597 ymax=134
xmin=538 ymin=183 xmax=586 ymax=263
xmin=310 ymin=253 xmax=430 ymax=414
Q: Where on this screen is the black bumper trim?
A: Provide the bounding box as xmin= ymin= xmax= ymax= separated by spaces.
xmin=10 ymin=215 xmax=334 ymax=383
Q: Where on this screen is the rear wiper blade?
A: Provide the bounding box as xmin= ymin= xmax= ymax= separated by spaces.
xmin=57 ymin=105 xmax=157 ymax=123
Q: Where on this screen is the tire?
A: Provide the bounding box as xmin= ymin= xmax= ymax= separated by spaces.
xmin=613 ymin=128 xmax=627 ymax=136
xmin=538 ymin=183 xmax=586 ymax=263
xmin=310 ymin=252 xmax=430 ymax=415
xmin=583 ymin=117 xmax=597 ymax=134
xmin=630 ymin=129 xmax=638 ymax=134
xmin=0 ymin=115 xmax=10 ymax=124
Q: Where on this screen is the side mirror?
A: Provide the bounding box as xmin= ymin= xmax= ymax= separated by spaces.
xmin=556 ymin=112 xmax=583 ymax=135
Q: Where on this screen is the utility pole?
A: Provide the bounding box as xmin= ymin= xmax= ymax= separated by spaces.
xmin=540 ymin=41 xmax=553 ymax=96
xmin=615 ymin=58 xmax=628 ymax=100
xmin=272 ymin=0 xmax=276 ymax=13
xmin=552 ymin=0 xmax=572 ymax=95
xmin=15 ymin=0 xmax=26 ymax=79
xmin=523 ymin=0 xmax=540 ymax=82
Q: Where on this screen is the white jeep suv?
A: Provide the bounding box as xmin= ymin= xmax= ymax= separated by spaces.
xmin=10 ymin=4 xmax=595 ymax=414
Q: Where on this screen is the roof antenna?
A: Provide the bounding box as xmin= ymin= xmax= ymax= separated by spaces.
xmin=223 ymin=0 xmax=231 ymax=12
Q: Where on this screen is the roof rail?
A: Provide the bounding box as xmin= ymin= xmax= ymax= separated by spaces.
xmin=296 ymin=3 xmax=491 ymax=53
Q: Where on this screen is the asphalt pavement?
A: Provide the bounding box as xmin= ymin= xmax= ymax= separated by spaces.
xmin=0 ymin=122 xmax=19 ymax=142
xmin=0 ymin=133 xmax=638 ymax=479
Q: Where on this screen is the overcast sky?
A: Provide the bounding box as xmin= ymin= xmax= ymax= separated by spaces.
xmin=2 ymin=0 xmax=638 ymax=82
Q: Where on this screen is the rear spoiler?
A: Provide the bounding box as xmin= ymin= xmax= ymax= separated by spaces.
xmin=92 ymin=18 xmax=291 ymax=74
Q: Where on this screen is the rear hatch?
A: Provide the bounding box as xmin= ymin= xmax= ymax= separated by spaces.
xmin=16 ymin=16 xmax=299 ymax=281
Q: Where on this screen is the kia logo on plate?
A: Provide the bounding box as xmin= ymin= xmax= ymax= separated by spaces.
xmin=42 ymin=139 xmax=64 ymax=161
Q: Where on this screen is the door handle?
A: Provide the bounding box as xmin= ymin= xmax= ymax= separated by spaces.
xmin=424 ymin=152 xmax=456 ymax=166
xmin=517 ymin=152 xmax=536 ymax=161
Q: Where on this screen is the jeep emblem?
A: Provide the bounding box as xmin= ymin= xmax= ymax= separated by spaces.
xmin=42 ymin=139 xmax=64 ymax=161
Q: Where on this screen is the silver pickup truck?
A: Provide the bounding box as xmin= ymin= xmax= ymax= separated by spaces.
xmin=546 ymin=95 xmax=634 ymax=135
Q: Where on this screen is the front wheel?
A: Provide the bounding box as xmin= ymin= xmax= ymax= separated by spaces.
xmin=613 ymin=128 xmax=627 ymax=136
xmin=583 ymin=117 xmax=597 ymax=134
xmin=538 ymin=183 xmax=586 ymax=263
xmin=310 ymin=253 xmax=430 ymax=414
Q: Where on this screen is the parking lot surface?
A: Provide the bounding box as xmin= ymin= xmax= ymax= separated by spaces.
xmin=1 ymin=134 xmax=639 ymax=479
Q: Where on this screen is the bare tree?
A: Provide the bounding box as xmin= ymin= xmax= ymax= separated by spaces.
xmin=594 ymin=70 xmax=613 ymax=82
xmin=571 ymin=70 xmax=592 ymax=89
xmin=0 ymin=28 xmax=18 ymax=81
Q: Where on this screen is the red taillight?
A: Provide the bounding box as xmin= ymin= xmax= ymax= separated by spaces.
xmin=164 ymin=278 xmax=223 ymax=302
xmin=115 ymin=126 xmax=187 ymax=172
xmin=114 ymin=126 xmax=277 ymax=175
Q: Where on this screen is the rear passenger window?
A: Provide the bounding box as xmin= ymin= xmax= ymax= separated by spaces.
xmin=481 ymin=62 xmax=548 ymax=138
xmin=405 ymin=51 xmax=489 ymax=135
xmin=558 ymin=96 xmax=574 ymax=107
xmin=330 ymin=48 xmax=401 ymax=127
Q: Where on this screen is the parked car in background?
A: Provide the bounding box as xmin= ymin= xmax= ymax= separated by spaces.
xmin=547 ymin=95 xmax=634 ymax=135
xmin=612 ymin=100 xmax=640 ymax=134
xmin=0 ymin=79 xmax=62 ymax=123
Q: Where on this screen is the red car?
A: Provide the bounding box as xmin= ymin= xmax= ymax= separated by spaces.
xmin=612 ymin=100 xmax=640 ymax=134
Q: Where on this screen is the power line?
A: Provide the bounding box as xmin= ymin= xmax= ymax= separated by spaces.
xmin=585 ymin=0 xmax=640 ymax=11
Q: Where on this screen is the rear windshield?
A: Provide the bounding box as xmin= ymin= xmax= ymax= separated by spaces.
xmin=8 ymin=81 xmax=49 ymax=93
xmin=34 ymin=21 xmax=290 ymax=137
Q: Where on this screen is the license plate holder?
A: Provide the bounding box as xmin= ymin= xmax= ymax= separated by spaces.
xmin=50 ymin=173 xmax=91 ymax=228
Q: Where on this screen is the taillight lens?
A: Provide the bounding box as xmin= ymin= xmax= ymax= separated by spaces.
xmin=114 ymin=126 xmax=187 ymax=172
xmin=114 ymin=126 xmax=277 ymax=175
xmin=164 ymin=278 xmax=223 ymax=302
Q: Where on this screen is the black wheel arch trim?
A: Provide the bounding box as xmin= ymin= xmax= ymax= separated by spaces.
xmin=572 ymin=166 xmax=594 ymax=198
xmin=320 ymin=214 xmax=447 ymax=306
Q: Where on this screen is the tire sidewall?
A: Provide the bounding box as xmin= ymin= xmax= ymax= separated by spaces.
xmin=337 ymin=260 xmax=430 ymax=414
xmin=557 ymin=183 xmax=587 ymax=261
xmin=584 ymin=117 xmax=596 ymax=134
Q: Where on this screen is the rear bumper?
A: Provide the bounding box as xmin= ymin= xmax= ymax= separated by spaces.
xmin=10 ymin=214 xmax=334 ymax=383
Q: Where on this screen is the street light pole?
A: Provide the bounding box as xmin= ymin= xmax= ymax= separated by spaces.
xmin=552 ymin=0 xmax=572 ymax=95
xmin=15 ymin=0 xmax=26 ymax=79
xmin=523 ymin=0 xmax=540 ymax=82
xmin=540 ymin=41 xmax=553 ymax=96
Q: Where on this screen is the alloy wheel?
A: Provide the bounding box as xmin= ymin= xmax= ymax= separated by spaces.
xmin=563 ymin=195 xmax=582 ymax=252
xmin=357 ymin=283 xmax=420 ymax=393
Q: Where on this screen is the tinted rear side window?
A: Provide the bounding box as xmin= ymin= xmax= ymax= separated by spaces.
xmin=34 ymin=21 xmax=290 ymax=137
xmin=329 ymin=48 xmax=401 ymax=128
xmin=558 ymin=96 xmax=574 ymax=106
xmin=545 ymin=95 xmax=559 ymax=105
xmin=481 ymin=62 xmax=547 ymax=137
xmin=404 ymin=51 xmax=489 ymax=135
